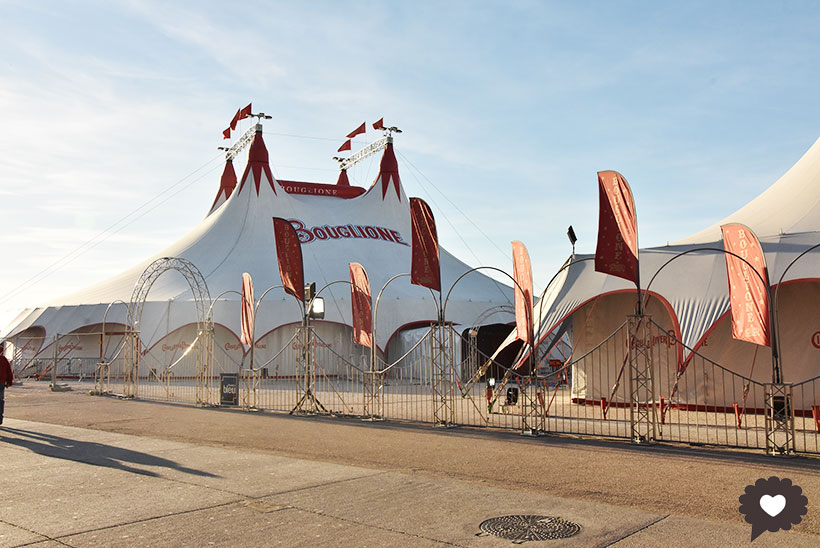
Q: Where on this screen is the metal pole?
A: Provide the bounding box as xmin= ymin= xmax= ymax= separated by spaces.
xmin=52 ymin=334 xmax=59 ymax=388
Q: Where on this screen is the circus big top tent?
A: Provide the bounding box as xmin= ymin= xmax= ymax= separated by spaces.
xmin=535 ymin=136 xmax=820 ymax=410
xmin=2 ymin=122 xmax=514 ymax=378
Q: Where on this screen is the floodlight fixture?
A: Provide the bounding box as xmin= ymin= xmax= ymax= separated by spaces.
xmin=309 ymin=297 xmax=325 ymax=320
xmin=567 ymin=225 xmax=577 ymax=245
xmin=567 ymin=225 xmax=577 ymax=256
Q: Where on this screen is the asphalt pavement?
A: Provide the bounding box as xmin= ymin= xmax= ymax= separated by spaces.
xmin=1 ymin=381 xmax=818 ymax=547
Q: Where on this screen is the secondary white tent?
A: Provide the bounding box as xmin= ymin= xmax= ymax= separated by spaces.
xmin=3 ymin=124 xmax=514 ymax=376
xmin=535 ymin=137 xmax=820 ymax=409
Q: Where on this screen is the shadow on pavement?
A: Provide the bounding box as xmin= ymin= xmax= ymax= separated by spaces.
xmin=0 ymin=426 xmax=221 ymax=478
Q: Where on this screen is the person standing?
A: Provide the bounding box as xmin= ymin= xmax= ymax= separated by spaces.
xmin=0 ymin=342 xmax=13 ymax=425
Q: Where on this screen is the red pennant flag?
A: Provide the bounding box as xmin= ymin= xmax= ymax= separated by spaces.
xmin=230 ymin=109 xmax=241 ymax=131
xmin=346 ymin=122 xmax=366 ymax=139
xmin=409 ymin=197 xmax=441 ymax=292
xmin=372 ymin=118 xmax=384 ymax=130
xmin=273 ymin=217 xmax=305 ymax=301
xmin=721 ymin=223 xmax=770 ymax=346
xmin=223 ymin=128 xmax=231 ymax=140
xmin=349 ymin=262 xmax=373 ymax=348
xmin=240 ymin=272 xmax=255 ymax=346
xmin=239 ymin=103 xmax=252 ymax=119
xmin=337 ymin=139 xmax=351 ymax=152
xmin=512 ymin=241 xmax=533 ymax=344
xmin=594 ymin=170 xmax=639 ymax=283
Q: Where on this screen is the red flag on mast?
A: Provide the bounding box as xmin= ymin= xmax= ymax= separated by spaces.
xmin=222 ymin=128 xmax=231 ymax=140
xmin=409 ymin=197 xmax=441 ymax=292
xmin=721 ymin=223 xmax=771 ymax=346
xmin=273 ymin=217 xmax=305 ymax=301
xmin=349 ymin=263 xmax=373 ymax=348
xmin=594 ymin=170 xmax=639 ymax=283
xmin=512 ymin=241 xmax=533 ymax=344
xmin=337 ymin=139 xmax=351 ymax=152
xmin=240 ymin=272 xmax=255 ymax=346
xmin=346 ymin=122 xmax=366 ymax=138
xmin=239 ymin=103 xmax=252 ymax=119
xmin=373 ymin=118 xmax=384 ymax=130
xmin=230 ymin=109 xmax=241 ymax=130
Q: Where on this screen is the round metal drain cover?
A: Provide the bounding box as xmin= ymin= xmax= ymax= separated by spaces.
xmin=479 ymin=515 xmax=581 ymax=543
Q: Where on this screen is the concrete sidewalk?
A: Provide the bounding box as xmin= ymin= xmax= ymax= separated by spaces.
xmin=1 ymin=383 xmax=819 ymax=547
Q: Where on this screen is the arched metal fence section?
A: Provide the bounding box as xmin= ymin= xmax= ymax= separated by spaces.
xmin=15 ymin=313 xmax=818 ymax=456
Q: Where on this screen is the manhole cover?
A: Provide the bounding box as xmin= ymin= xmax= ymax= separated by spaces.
xmin=478 ymin=515 xmax=581 ymax=543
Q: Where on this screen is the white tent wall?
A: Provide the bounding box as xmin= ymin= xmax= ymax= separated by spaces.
xmin=386 ymin=326 xmax=464 ymax=382
xmin=140 ymin=323 xmax=244 ymax=380
xmin=570 ymin=292 xmax=678 ymax=403
xmin=34 ymin=331 xmax=127 ymax=380
xmin=253 ymin=322 xmax=372 ymax=379
xmin=692 ymin=281 xmax=820 ymax=400
xmin=7 ymin=326 xmax=45 ymax=373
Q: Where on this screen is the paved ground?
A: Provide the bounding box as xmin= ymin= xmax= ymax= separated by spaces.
xmin=1 ymin=381 xmax=819 ymax=547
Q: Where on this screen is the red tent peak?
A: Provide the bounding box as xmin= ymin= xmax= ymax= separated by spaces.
xmin=375 ymin=142 xmax=401 ymax=201
xmin=209 ymin=159 xmax=238 ymax=214
xmin=238 ymin=128 xmax=277 ymax=196
xmin=336 ymin=169 xmax=350 ymax=187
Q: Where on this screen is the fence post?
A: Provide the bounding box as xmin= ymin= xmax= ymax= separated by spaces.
xmin=431 ymin=322 xmax=454 ymax=426
xmin=628 ymin=315 xmax=658 ymax=444
xmin=765 ymin=383 xmax=795 ymax=455
xmin=51 ymin=334 xmax=59 ymax=389
xmin=291 ymin=324 xmax=326 ymax=414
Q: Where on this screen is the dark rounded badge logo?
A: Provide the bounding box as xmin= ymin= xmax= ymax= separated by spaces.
xmin=739 ymin=476 xmax=808 ymax=541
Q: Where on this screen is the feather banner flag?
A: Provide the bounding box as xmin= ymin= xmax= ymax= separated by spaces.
xmin=272 ymin=217 xmax=304 ymax=301
xmin=349 ymin=262 xmax=373 ymax=348
xmin=338 ymin=139 xmax=351 ymax=152
xmin=594 ymin=170 xmax=639 ymax=284
xmin=409 ymin=197 xmax=441 ymax=292
xmin=346 ymin=122 xmax=366 ymax=138
xmin=721 ymin=223 xmax=771 ymax=346
xmin=373 ymin=118 xmax=384 ymax=130
xmin=512 ymin=241 xmax=533 ymax=344
xmin=240 ymin=272 xmax=255 ymax=346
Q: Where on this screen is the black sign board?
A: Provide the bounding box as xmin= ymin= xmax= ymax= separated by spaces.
xmin=220 ymin=373 xmax=239 ymax=406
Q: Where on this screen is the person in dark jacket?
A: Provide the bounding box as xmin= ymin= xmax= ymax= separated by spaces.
xmin=0 ymin=342 xmax=13 ymax=425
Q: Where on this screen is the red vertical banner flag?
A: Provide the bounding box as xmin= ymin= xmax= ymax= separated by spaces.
xmin=409 ymin=197 xmax=441 ymax=292
xmin=272 ymin=217 xmax=305 ymax=301
xmin=240 ymin=272 xmax=255 ymax=346
xmin=349 ymin=262 xmax=373 ymax=348
xmin=594 ymin=170 xmax=639 ymax=283
xmin=512 ymin=241 xmax=533 ymax=344
xmin=721 ymin=223 xmax=771 ymax=346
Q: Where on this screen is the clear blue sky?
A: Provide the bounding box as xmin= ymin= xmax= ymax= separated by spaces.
xmin=1 ymin=1 xmax=819 ymax=327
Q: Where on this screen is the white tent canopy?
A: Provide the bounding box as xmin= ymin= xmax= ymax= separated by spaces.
xmin=536 ymin=137 xmax=820 ymax=395
xmin=3 ymin=125 xmax=514 ymax=365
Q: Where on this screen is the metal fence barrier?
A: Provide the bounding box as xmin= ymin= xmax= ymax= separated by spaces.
xmin=18 ymin=319 xmax=818 ymax=456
